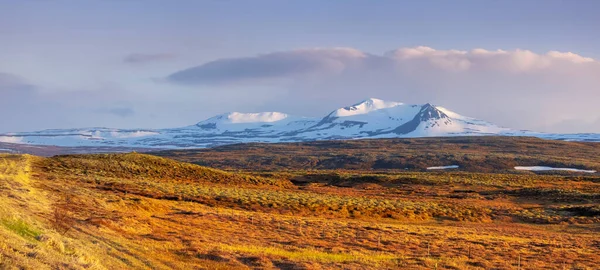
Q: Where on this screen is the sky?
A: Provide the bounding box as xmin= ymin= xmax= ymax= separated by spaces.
xmin=1 ymin=0 xmax=599 ymax=133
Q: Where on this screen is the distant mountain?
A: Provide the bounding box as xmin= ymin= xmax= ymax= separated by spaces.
xmin=1 ymin=98 xmax=599 ymax=150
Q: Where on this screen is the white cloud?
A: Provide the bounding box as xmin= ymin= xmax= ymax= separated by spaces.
xmin=387 ymin=46 xmax=472 ymax=71
xmin=546 ymin=51 xmax=594 ymax=63
xmin=387 ymin=47 xmax=595 ymax=72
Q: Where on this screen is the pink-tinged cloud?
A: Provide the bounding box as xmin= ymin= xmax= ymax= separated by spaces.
xmin=168 ymin=46 xmax=598 ymax=84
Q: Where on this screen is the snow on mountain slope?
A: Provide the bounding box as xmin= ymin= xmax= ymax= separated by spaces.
xmin=1 ymin=98 xmax=599 ymax=149
xmin=331 ymin=98 xmax=402 ymax=117
xmin=0 ymin=128 xmax=161 ymax=147
xmin=208 ymin=112 xmax=289 ymax=124
xmin=195 ymin=112 xmax=318 ymax=133
xmin=435 ymin=106 xmax=510 ymax=134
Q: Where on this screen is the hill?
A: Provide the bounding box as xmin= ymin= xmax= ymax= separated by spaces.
xmin=38 ymin=153 xmax=290 ymax=187
xmin=1 ymin=152 xmax=600 ymax=269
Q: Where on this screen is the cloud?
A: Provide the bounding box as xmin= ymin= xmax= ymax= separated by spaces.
xmin=123 ymin=53 xmax=176 ymax=64
xmin=167 ymin=46 xmax=597 ymax=84
xmin=546 ymin=51 xmax=594 ymax=64
xmin=386 ymin=46 xmax=597 ymax=72
xmin=165 ymin=46 xmax=600 ymax=133
xmin=167 ymin=48 xmax=368 ymax=85
xmin=0 ymin=72 xmax=35 ymax=92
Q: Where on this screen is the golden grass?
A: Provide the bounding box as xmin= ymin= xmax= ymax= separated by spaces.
xmin=1 ymin=153 xmax=599 ymax=269
xmin=213 ymin=243 xmax=398 ymax=265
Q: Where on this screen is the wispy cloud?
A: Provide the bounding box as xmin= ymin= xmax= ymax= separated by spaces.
xmin=123 ymin=53 xmax=176 ymax=64
xmin=0 ymin=72 xmax=35 ymax=92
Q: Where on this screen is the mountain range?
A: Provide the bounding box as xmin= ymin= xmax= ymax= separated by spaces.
xmin=1 ymin=98 xmax=599 ymax=150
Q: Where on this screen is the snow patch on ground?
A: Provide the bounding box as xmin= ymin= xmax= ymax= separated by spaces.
xmin=515 ymin=166 xmax=596 ymax=173
xmin=0 ymin=136 xmax=22 ymax=143
xmin=427 ymin=165 xmax=459 ymax=170
xmin=110 ymin=131 xmax=160 ymax=138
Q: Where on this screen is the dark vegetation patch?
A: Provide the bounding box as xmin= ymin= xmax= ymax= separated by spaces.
xmin=154 ymin=136 xmax=600 ymax=173
xmin=37 ymin=152 xmax=291 ymax=187
xmin=559 ymin=205 xmax=600 ymax=217
xmin=504 ymin=188 xmax=600 ymax=202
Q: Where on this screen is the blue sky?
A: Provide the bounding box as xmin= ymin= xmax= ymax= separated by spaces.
xmin=1 ymin=0 xmax=599 ymax=132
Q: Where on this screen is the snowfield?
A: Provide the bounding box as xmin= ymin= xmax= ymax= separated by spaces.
xmin=515 ymin=166 xmax=597 ymax=173
xmin=1 ymin=98 xmax=599 ymax=149
xmin=0 ymin=136 xmax=23 ymax=144
xmin=427 ymin=165 xmax=460 ymax=170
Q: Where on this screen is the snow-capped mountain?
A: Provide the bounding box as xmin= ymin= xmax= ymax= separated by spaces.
xmin=1 ymin=98 xmax=599 ymax=150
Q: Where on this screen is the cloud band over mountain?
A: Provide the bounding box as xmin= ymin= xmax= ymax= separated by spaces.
xmin=163 ymin=46 xmax=600 ymax=133
xmin=167 ymin=48 xmax=368 ymax=84
xmin=167 ymin=46 xmax=598 ymax=84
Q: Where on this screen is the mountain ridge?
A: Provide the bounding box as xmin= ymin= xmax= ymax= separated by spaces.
xmin=1 ymin=98 xmax=599 ymax=150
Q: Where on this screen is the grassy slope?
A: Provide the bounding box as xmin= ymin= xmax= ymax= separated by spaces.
xmin=1 ymin=153 xmax=600 ymax=269
xmin=155 ymin=136 xmax=600 ymax=172
xmin=40 ymin=153 xmax=291 ymax=187
xmin=0 ymin=154 xmax=291 ymax=269
xmin=0 ymin=154 xmax=106 ymax=269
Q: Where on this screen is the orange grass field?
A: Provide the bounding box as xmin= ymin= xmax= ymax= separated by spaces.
xmin=1 ymin=153 xmax=599 ymax=269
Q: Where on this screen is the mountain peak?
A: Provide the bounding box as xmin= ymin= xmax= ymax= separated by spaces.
xmin=418 ymin=103 xmax=449 ymax=121
xmin=332 ymin=98 xmax=402 ymax=117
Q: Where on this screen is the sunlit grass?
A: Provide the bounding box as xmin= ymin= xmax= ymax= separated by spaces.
xmin=214 ymin=243 xmax=399 ymax=265
xmin=1 ymin=153 xmax=599 ymax=269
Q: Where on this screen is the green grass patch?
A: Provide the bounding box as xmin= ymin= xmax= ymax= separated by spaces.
xmin=1 ymin=217 xmax=42 ymax=240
